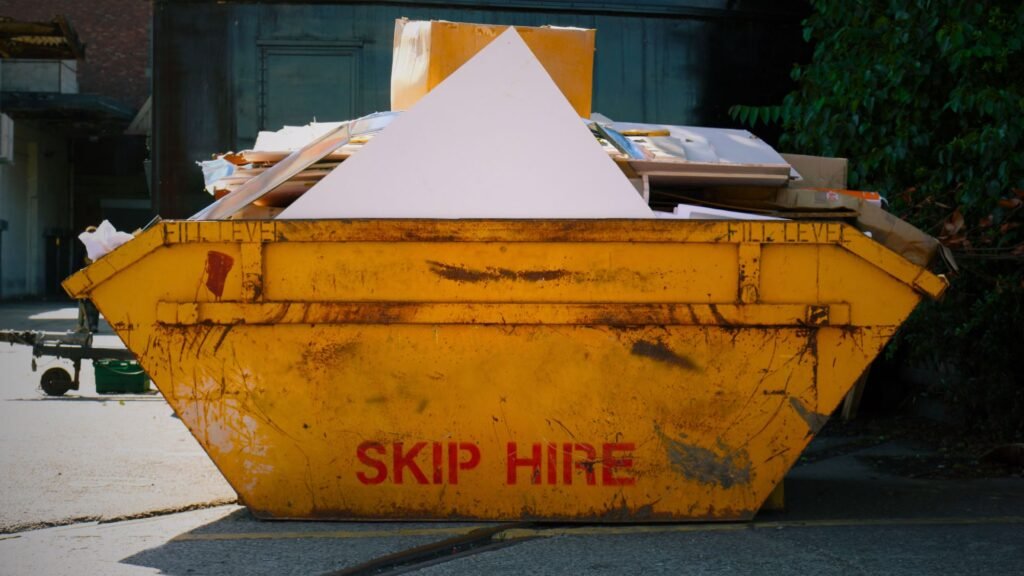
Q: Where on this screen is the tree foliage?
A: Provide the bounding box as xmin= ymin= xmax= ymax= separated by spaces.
xmin=732 ymin=0 xmax=1024 ymax=439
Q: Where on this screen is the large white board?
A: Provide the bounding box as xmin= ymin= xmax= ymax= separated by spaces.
xmin=279 ymin=28 xmax=652 ymax=219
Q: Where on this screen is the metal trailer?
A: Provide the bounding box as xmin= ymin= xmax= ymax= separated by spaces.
xmin=0 ymin=329 xmax=136 ymax=396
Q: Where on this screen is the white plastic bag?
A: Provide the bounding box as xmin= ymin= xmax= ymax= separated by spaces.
xmin=198 ymin=158 xmax=237 ymax=194
xmin=78 ymin=220 xmax=134 ymax=261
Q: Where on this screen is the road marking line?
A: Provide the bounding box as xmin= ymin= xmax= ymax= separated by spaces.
xmin=170 ymin=516 xmax=1024 ymax=542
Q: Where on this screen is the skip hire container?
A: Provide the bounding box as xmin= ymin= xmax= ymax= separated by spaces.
xmin=63 ymin=218 xmax=946 ymax=521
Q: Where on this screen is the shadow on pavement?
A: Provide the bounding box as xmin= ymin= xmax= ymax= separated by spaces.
xmin=119 ymin=445 xmax=1024 ymax=576
xmin=121 ymin=508 xmax=489 ymax=576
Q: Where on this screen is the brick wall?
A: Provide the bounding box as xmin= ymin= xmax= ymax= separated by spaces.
xmin=0 ymin=0 xmax=152 ymax=109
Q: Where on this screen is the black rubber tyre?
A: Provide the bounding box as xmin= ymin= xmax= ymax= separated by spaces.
xmin=40 ymin=367 xmax=73 ymax=397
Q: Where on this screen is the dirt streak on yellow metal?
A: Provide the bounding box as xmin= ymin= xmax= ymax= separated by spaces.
xmin=64 ymin=219 xmax=946 ymax=522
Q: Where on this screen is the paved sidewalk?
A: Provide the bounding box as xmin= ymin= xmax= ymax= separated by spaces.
xmin=0 ymin=301 xmax=236 ymax=533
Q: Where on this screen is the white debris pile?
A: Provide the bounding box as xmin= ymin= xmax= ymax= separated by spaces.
xmin=188 ymin=18 xmax=941 ymax=267
xmin=253 ymin=122 xmax=345 ymax=152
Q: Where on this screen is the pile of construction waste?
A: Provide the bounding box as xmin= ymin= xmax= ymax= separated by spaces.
xmin=194 ymin=19 xmax=941 ymax=268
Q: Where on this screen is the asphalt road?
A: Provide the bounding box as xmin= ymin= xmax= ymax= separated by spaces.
xmin=4 ymin=506 xmax=1022 ymax=576
xmin=0 ymin=300 xmax=1022 ymax=575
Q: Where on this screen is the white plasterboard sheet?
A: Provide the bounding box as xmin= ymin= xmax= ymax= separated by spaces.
xmin=606 ymin=120 xmax=798 ymax=179
xmin=670 ymin=203 xmax=786 ymax=221
xmin=279 ymin=28 xmax=652 ymax=220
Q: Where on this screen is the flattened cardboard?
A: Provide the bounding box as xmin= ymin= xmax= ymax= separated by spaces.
xmin=856 ymin=203 xmax=939 ymax=267
xmin=703 ymin=186 xmax=862 ymax=213
xmin=778 ymin=188 xmax=862 ymax=211
xmin=782 ymin=153 xmax=848 ymax=188
xmin=624 ymin=159 xmax=792 ymax=188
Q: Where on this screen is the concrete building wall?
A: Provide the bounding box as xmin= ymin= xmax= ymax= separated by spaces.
xmin=0 ymin=121 xmax=71 ymax=298
xmin=1 ymin=60 xmax=79 ymax=94
xmin=0 ymin=2 xmax=151 ymax=298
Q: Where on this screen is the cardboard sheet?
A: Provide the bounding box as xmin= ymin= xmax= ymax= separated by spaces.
xmin=856 ymin=203 xmax=939 ymax=267
xmin=693 ymin=185 xmax=861 ymax=214
xmin=279 ymin=28 xmax=651 ymax=220
xmin=622 ymin=159 xmax=792 ymax=188
xmin=781 ymin=153 xmax=848 ymax=188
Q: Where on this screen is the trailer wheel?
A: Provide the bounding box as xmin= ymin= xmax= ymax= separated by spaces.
xmin=41 ymin=368 xmax=73 ymax=397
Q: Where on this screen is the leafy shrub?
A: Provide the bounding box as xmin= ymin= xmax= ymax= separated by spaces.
xmin=732 ymin=1 xmax=1023 ymax=439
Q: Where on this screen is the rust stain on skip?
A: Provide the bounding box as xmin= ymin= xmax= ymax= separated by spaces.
xmin=204 ymin=251 xmax=234 ymax=299
xmin=427 ymin=261 xmax=569 ymax=283
xmin=301 ymin=341 xmax=359 ymax=367
xmin=655 ymin=425 xmax=751 ymax=489
xmin=631 ymin=340 xmax=699 ymax=371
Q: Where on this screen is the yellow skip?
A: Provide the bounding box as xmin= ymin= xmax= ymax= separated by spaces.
xmin=65 ymin=219 xmax=945 ymax=522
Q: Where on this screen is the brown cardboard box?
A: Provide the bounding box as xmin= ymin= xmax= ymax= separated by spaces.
xmin=697 ymin=153 xmax=857 ymax=212
xmin=705 ymin=186 xmax=862 ymax=213
xmin=390 ymin=19 xmax=595 ymax=117
xmin=776 ymin=187 xmax=862 ymax=211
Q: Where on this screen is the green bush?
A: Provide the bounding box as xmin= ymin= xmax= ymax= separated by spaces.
xmin=732 ymin=0 xmax=1024 ymax=439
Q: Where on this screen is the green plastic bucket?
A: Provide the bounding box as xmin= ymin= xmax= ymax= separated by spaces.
xmin=94 ymin=359 xmax=150 ymax=394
